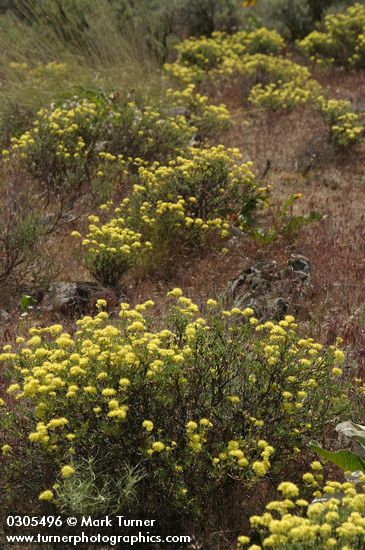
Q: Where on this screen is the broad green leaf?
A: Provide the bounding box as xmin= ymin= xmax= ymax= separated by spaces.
xmin=309 ymin=441 xmax=365 ymax=472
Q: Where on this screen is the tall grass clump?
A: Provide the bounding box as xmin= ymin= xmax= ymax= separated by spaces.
xmin=0 ymin=0 xmax=164 ymax=145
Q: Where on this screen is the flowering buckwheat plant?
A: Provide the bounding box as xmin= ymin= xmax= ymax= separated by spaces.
xmin=298 ymin=3 xmax=365 ymax=68
xmin=164 ymin=27 xmax=364 ymax=148
xmin=74 ymin=145 xmax=269 ymax=285
xmin=3 ymin=87 xmax=231 ymax=195
xmin=238 ymin=471 xmax=365 ymax=549
xmin=1 ymin=292 xmax=350 ymax=519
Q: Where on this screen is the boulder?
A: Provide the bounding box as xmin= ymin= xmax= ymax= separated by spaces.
xmin=0 ymin=309 xmax=11 ymax=323
xmin=41 ymin=281 xmax=119 ymax=316
xmin=288 ymin=254 xmax=311 ymax=274
xmin=228 ymin=255 xmax=311 ymax=321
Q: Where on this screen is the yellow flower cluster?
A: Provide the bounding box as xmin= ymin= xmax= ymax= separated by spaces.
xmin=78 ymin=211 xmax=153 ymax=286
xmin=249 ymin=73 xmax=322 ymax=111
xmin=5 ymin=96 xmax=109 ymax=190
xmin=238 ymin=475 xmax=365 ymax=549
xmin=298 ymin=3 xmax=365 ymax=68
xmin=213 ymin=438 xmax=275 ymax=476
xmin=186 ymin=418 xmax=213 ymax=453
xmin=8 ymin=61 xmax=68 ymax=82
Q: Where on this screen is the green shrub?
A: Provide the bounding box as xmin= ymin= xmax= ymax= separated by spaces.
xmin=265 ymin=0 xmax=313 ymax=40
xmin=0 ymin=294 xmax=350 ymax=528
xmin=0 ymin=183 xmax=43 ymax=292
xmin=175 ymin=0 xmax=243 ymax=36
xmin=253 ymin=193 xmax=321 ymax=244
xmin=252 ymin=0 xmax=357 ymax=40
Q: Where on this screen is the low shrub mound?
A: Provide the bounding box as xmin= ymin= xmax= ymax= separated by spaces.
xmin=164 ymin=28 xmax=285 ymax=85
xmin=1 ymin=292 xmax=350 ymax=528
xmin=3 ymin=87 xmax=230 ymax=196
xmin=316 ymin=97 xmax=365 ymax=147
xmin=74 ymin=145 xmax=269 ymax=286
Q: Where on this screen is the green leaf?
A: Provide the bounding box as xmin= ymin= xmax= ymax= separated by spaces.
xmin=20 ymin=294 xmax=36 ymax=312
xmin=281 ymin=194 xmax=296 ymax=216
xmin=309 ymin=211 xmax=321 ymax=222
xmin=310 ymin=441 xmax=365 ymax=472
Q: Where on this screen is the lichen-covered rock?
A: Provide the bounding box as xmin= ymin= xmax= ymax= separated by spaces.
xmin=288 ymin=253 xmax=311 ymax=273
xmin=41 ymin=281 xmax=119 ymax=316
xmin=228 ymin=255 xmax=311 ymax=320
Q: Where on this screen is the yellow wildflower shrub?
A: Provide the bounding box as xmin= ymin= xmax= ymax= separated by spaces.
xmin=238 ymin=475 xmax=365 ymax=549
xmin=1 ymin=294 xmax=350 ymax=518
xmin=298 ymin=3 xmax=365 ymax=68
xmin=165 ymin=28 xmax=364 ymax=148
xmin=316 ymin=97 xmax=365 ymax=148
xmin=165 ymin=84 xmax=231 ymax=138
xmin=164 ymin=28 xmax=284 ymax=84
xmin=245 ymin=57 xmax=322 ymax=110
xmin=75 ymin=146 xmax=269 ymax=284
xmin=4 ymin=90 xmax=200 ymax=195
xmin=8 ymin=95 xmax=103 ymax=192
xmin=4 ymin=83 xmax=234 ymax=197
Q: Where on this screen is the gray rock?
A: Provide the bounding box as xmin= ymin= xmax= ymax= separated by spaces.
xmin=253 ymin=259 xmax=278 ymax=273
xmin=268 ymin=297 xmax=289 ymax=320
xmin=0 ymin=309 xmax=11 ymax=323
xmin=248 ymin=275 xmax=269 ymax=291
xmin=227 ymin=255 xmax=312 ymax=321
xmin=288 ymin=254 xmax=311 ymax=273
xmin=42 ymin=282 xmax=119 ymax=316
